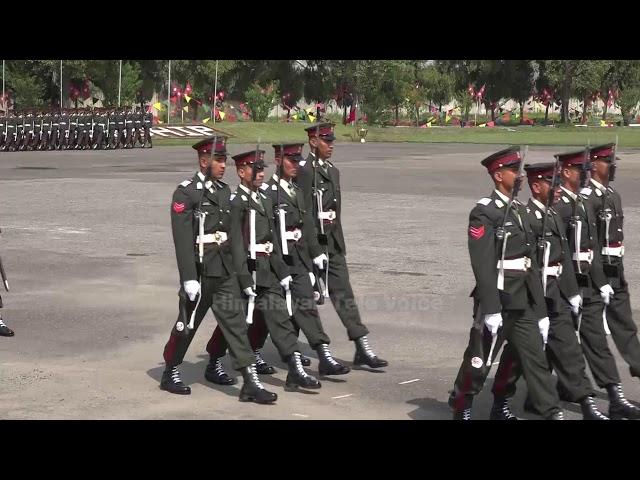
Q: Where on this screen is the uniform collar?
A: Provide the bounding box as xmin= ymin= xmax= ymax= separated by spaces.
xmin=494 ymin=189 xmax=510 ymax=204
xmin=560 ymin=185 xmax=578 ymax=201
xmin=239 ymin=183 xmax=261 ymax=203
xmin=532 ymin=198 xmax=547 ymax=212
xmin=590 ymin=178 xmax=607 ymax=193
xmin=310 ymin=151 xmax=326 ymax=167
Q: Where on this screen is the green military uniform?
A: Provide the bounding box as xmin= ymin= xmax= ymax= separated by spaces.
xmin=449 ymin=147 xmax=562 ymax=420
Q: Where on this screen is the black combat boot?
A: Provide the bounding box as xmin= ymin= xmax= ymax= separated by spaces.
xmin=160 ymin=365 xmax=191 ymax=395
xmin=316 ymin=344 xmax=350 ymax=375
xmin=0 ymin=316 xmax=14 ymax=337
xmin=254 ymin=349 xmax=276 ymax=375
xmin=204 ymin=357 xmax=237 ymax=385
xmin=239 ymin=365 xmax=278 ymax=404
xmin=489 ymin=397 xmax=519 ymax=420
xmin=285 ymin=352 xmax=322 ymax=391
xmin=580 ymin=396 xmax=609 ymax=420
xmin=546 ymin=411 xmax=565 ymax=420
xmin=607 ymin=383 xmax=640 ymax=420
xmin=449 ymin=393 xmax=472 ymax=420
xmin=353 ymin=335 xmax=388 ymax=368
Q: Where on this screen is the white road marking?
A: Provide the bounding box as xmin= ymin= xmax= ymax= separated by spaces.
xmin=398 ymin=379 xmax=420 ymax=385
xmin=331 ymin=394 xmax=353 ymax=399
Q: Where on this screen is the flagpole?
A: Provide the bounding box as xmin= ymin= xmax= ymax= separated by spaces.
xmin=212 ymin=60 xmax=218 ymax=125
xmin=60 ymin=60 xmax=63 ymax=108
xmin=2 ymin=60 xmax=4 ymax=115
xmin=118 ymin=60 xmax=122 ymax=107
xmin=167 ymin=60 xmax=171 ymax=124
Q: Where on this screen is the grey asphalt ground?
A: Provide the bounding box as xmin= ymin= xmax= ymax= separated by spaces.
xmin=1 ymin=142 xmax=640 ymax=419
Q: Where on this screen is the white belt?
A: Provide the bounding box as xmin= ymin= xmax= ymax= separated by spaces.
xmin=254 ymin=242 xmax=273 ymax=254
xmin=573 ymin=250 xmax=593 ymax=263
xmin=497 ymin=257 xmax=531 ymax=271
xmin=196 ymin=231 xmax=228 ymax=245
xmin=602 ymin=246 xmax=624 ymax=257
xmin=544 ymin=265 xmax=563 ymax=277
xmin=318 ymin=210 xmax=336 ymax=221
xmin=284 ymin=229 xmax=302 ymax=241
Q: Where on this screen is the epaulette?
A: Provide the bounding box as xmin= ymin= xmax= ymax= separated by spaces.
xmin=179 ymin=180 xmax=192 ymax=188
xmin=476 ymin=198 xmax=492 ymax=206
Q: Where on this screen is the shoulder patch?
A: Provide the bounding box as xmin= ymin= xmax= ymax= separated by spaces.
xmin=494 ymin=199 xmax=504 ymax=208
xmin=299 ymin=160 xmax=306 ymax=166
xmin=260 ymin=184 xmax=269 ymax=191
xmin=562 ymin=196 xmax=570 ymax=203
xmin=476 ymin=198 xmax=492 ymax=206
xmin=180 ymin=180 xmax=192 ymax=187
xmin=535 ymin=210 xmax=542 ymax=220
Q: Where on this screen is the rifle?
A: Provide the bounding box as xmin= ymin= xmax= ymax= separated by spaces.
xmin=487 ymin=145 xmax=527 ymax=366
xmin=311 ymin=124 xmax=330 ymax=303
xmin=539 ymin=155 xmax=561 ymax=299
xmin=569 ymin=145 xmax=592 ymax=341
xmin=245 ymin=138 xmax=260 ymax=325
xmin=600 ymin=136 xmax=619 ymax=278
xmin=274 ymin=144 xmax=294 ymax=317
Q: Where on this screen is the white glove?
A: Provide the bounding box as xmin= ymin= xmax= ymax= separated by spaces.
xmin=600 ymin=284 xmax=614 ymax=305
xmin=309 ymin=271 xmax=316 ymax=286
xmin=279 ymin=275 xmax=292 ymax=291
xmin=313 ymin=254 xmax=328 ymax=270
xmin=483 ymin=313 xmax=503 ymax=335
xmin=568 ymin=295 xmax=582 ymax=315
xmin=183 ymin=280 xmax=200 ymax=301
xmin=243 ymin=287 xmax=257 ymax=297
xmin=538 ymin=317 xmax=550 ymax=345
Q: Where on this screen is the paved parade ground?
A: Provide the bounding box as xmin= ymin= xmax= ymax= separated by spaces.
xmin=1 ymin=143 xmax=640 ymax=419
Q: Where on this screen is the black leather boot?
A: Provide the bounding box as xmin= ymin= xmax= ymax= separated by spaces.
xmin=285 ymin=352 xmax=321 ymax=390
xmin=607 ymin=383 xmax=640 ymax=420
xmin=0 ymin=317 xmax=15 ymax=337
xmin=160 ymin=366 xmax=191 ymax=395
xmin=449 ymin=393 xmax=472 ymax=420
xmin=353 ymin=335 xmax=388 ymax=368
xmin=580 ymin=396 xmax=609 ymax=420
xmin=489 ymin=397 xmax=519 ymax=420
xmin=204 ymin=358 xmax=237 ymax=385
xmin=239 ymin=365 xmax=277 ymax=404
xmin=254 ymin=349 xmax=276 ymax=375
xmin=316 ymin=344 xmax=350 ymax=375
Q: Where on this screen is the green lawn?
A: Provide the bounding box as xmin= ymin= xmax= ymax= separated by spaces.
xmin=153 ymin=122 xmax=640 ymax=148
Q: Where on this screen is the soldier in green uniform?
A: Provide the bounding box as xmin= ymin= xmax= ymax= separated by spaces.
xmin=160 ymin=136 xmax=278 ymax=404
xmin=448 ymin=147 xmax=564 ymax=420
xmin=555 ymin=148 xmax=640 ymax=419
xmin=491 ymin=162 xmax=609 ymax=419
xmin=58 ymin=110 xmax=69 ymax=150
xmin=142 ymin=108 xmax=153 ymax=148
xmin=206 ymin=143 xmax=350 ymax=381
xmin=203 ymin=148 xmax=322 ymax=391
xmin=68 ymin=109 xmax=79 ymax=150
xmin=294 ymin=122 xmax=388 ymax=369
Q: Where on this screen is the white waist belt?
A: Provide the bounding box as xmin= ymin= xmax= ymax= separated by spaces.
xmin=602 ymin=246 xmax=624 ymax=257
xmin=284 ymin=229 xmax=302 ymax=241
xmin=254 ymin=242 xmax=273 ymax=254
xmin=573 ymin=250 xmax=593 ymax=263
xmin=544 ymin=265 xmax=563 ymax=277
xmin=497 ymin=257 xmax=531 ymax=271
xmin=196 ymin=231 xmax=228 ymax=245
xmin=318 ymin=210 xmax=336 ymax=221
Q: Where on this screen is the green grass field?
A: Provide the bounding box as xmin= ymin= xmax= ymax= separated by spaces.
xmin=153 ymin=122 xmax=640 ymax=148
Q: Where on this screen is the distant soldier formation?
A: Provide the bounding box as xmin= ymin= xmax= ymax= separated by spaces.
xmin=0 ymin=107 xmax=153 ymax=152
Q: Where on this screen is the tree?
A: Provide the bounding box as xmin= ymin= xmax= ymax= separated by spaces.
xmin=245 ymin=80 xmax=279 ymax=122
xmin=504 ymin=60 xmax=535 ymax=123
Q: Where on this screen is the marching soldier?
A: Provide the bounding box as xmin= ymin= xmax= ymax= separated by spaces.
xmin=294 ymin=122 xmax=388 ymax=369
xmin=5 ymin=112 xmax=17 ymax=152
xmin=116 ymin=108 xmax=126 ymax=148
xmin=161 ymin=136 xmax=278 ymax=404
xmin=204 ymin=148 xmax=322 ymax=391
xmin=124 ymin=108 xmax=135 ymax=148
xmin=206 ymin=143 xmax=350 ymax=381
xmin=580 ymin=144 xmax=640 ymax=382
xmin=448 ymin=147 xmax=564 ymax=420
xmin=107 ymin=108 xmax=118 ymax=149
xmin=68 ymin=109 xmax=78 ymax=150
xmin=142 ymin=107 xmax=153 ymax=148
xmin=490 ymin=162 xmax=609 ymax=419
xmin=39 ymin=110 xmax=52 ymax=150
xmin=58 ymin=110 xmax=69 ymax=150
xmin=554 ymin=148 xmax=640 ymax=419
xmin=132 ymin=107 xmax=143 ymax=148
xmin=92 ymin=109 xmax=107 ymax=150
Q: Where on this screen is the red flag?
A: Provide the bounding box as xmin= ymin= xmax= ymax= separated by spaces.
xmin=347 ymin=105 xmax=356 ymax=124
xmin=184 ymin=82 xmax=193 ymax=96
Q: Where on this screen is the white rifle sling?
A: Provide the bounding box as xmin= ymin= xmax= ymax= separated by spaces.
xmin=497 ymin=231 xmax=511 ymax=291
xmin=278 ymin=208 xmax=288 ymax=255
xmin=542 ymin=241 xmax=551 ymax=295
xmin=246 ymin=209 xmax=257 ymax=325
xmin=574 ymin=220 xmax=582 ymax=274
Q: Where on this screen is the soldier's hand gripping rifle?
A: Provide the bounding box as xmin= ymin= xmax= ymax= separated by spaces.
xmin=0 ymin=227 xmax=9 ymax=292
xmin=185 ymin=137 xmax=218 ymax=330
xmin=275 ymin=143 xmax=294 ymax=317
xmin=245 ymin=139 xmax=261 ymax=325
xmin=486 ymin=145 xmax=527 ymax=367
xmin=312 ymin=124 xmax=330 ymax=302
xmin=570 ymin=145 xmax=592 ymax=341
